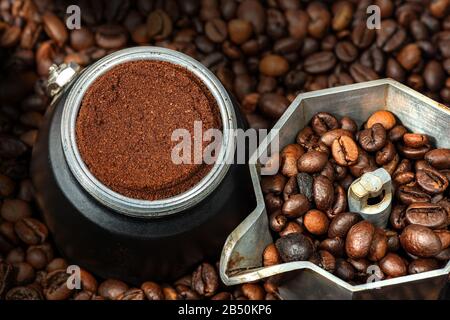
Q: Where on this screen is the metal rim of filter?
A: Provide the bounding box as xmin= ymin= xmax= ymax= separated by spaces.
xmin=60 ymin=46 xmax=237 ymax=218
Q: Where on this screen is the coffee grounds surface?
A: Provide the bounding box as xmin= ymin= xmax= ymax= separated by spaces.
xmin=76 ymin=60 xmax=222 ymax=200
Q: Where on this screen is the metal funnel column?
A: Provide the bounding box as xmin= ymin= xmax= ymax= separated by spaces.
xmin=348 ymin=168 xmax=393 ymax=228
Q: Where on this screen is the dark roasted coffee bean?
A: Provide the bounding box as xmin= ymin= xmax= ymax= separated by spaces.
xmin=319 ymin=237 xmax=344 ymax=257
xmin=352 ymin=22 xmax=375 ymax=49
xmin=306 ymin=2 xmax=331 ymax=39
xmin=346 ymin=220 xmax=375 ymax=259
xmin=258 ymin=92 xmax=289 ymax=119
xmin=42 ymin=12 xmax=68 ymax=47
xmin=261 ymin=174 xmax=286 ymax=195
xmin=368 ymin=228 xmax=388 ymax=262
xmin=390 ymin=204 xmax=407 ymax=230
xmin=435 ymin=230 xmax=450 ymax=249
xmin=296 ymin=172 xmax=314 ymax=202
xmin=311 ymin=113 xmax=339 ymax=136
xmin=304 ymin=51 xmax=336 ymax=74
xmin=297 ymin=150 xmax=328 ymax=174
xmin=398 ymin=185 xmax=432 ymax=205
xmin=1 ymin=199 xmax=32 ymax=223
xmin=44 ymin=269 xmax=73 ymax=300
xmin=335 ymin=259 xmax=355 ymax=281
xmin=279 ymin=221 xmax=303 ymax=237
xmin=350 ymin=63 xmax=379 ymax=82
xmin=237 ymin=0 xmax=266 ymax=34
xmin=424 ymin=60 xmax=446 ymax=92
xmin=282 ymin=194 xmax=310 ymax=218
xmin=398 ymin=144 xmax=431 ymax=160
xmin=377 ymin=20 xmax=407 ymax=52
xmin=425 ymin=149 xmax=450 ymax=170
xmin=205 ymin=18 xmax=227 ymax=43
xmin=379 ymin=253 xmax=407 ymax=278
xmin=400 ymin=224 xmax=442 ymax=258
xmin=376 ymin=141 xmax=396 ymax=165
xmin=313 ymin=175 xmax=334 ymax=212
xmin=386 ymin=230 xmax=401 ymax=252
xmin=275 ymin=232 xmax=313 ymax=262
xmin=397 ymin=43 xmax=421 ymax=71
xmin=349 ymin=149 xmax=377 ymax=178
xmin=393 ymin=171 xmax=415 ymax=186
xmin=265 ymin=193 xmax=283 ymax=213
xmin=191 ymin=263 xmax=218 ymax=297
xmin=95 ymin=25 xmax=127 ymax=49
xmin=283 ymin=176 xmax=299 ymax=200
xmin=269 ymin=211 xmax=287 ymax=232
xmin=359 ymin=123 xmax=387 ymax=152
xmin=14 ymin=218 xmax=48 ymax=245
xmin=117 ymin=288 xmax=145 ymax=300
xmin=416 ymin=168 xmax=449 ymax=194
xmin=408 ymin=258 xmax=440 ymax=274
xmin=405 ymin=203 xmax=448 ymax=229
xmin=141 ymin=281 xmax=164 ymax=300
xmin=0 ymin=135 xmax=27 ymax=159
xmin=281 ymin=144 xmax=304 ymax=177
xmin=335 ymin=41 xmax=358 ymax=63
xmin=328 ymin=212 xmax=361 ymax=239
xmin=98 ymin=279 xmax=128 ymax=300
xmin=331 ymin=136 xmax=359 ymax=166
xmin=6 ymin=285 xmax=43 ymax=300
xmin=330 ymin=184 xmax=347 ymax=218
xmin=339 ymin=117 xmax=358 ymax=133
xmin=147 ymin=10 xmax=172 ymax=40
xmin=386 ymin=58 xmax=406 ymax=82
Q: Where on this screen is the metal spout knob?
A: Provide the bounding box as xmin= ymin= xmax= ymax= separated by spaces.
xmin=348 ymin=168 xmax=393 ymax=228
xmin=47 ymin=62 xmax=81 ymax=97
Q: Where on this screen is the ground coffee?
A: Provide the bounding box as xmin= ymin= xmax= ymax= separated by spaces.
xmin=76 ymin=60 xmax=222 ymax=200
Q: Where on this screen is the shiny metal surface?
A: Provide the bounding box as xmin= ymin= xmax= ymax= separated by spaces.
xmin=220 ymin=79 xmax=450 ymax=299
xmin=59 ymin=47 xmax=237 ymax=218
xmin=348 ymin=168 xmax=392 ymax=228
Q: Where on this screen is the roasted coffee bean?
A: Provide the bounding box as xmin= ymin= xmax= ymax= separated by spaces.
xmin=331 ymin=136 xmax=359 ymax=166
xmin=340 ymin=117 xmax=358 ymax=135
xmin=259 ymin=54 xmax=289 ymax=77
xmin=275 ymin=232 xmax=314 ymax=262
xmin=281 ymin=144 xmax=304 ymax=177
xmin=408 ymin=258 xmax=440 ymax=274
xmin=435 ymin=230 xmax=450 ymax=249
xmin=425 ymin=149 xmax=450 ymax=170
xmin=416 ymin=168 xmax=449 ymax=194
xmin=386 ymin=230 xmax=401 ymax=252
xmin=319 ymin=129 xmax=353 ymax=148
xmin=296 ymin=173 xmax=314 ymax=202
xmin=147 ymin=10 xmax=172 ymax=40
xmin=328 ymin=212 xmax=361 ymax=239
xmin=14 ymin=218 xmax=48 ymax=245
xmin=44 ymin=269 xmax=73 ymax=300
xmin=405 ymin=203 xmax=448 ymax=229
xmin=141 ymin=281 xmax=164 ymax=300
xmin=358 ymin=123 xmax=387 ymax=152
xmin=297 ymin=151 xmax=328 ymax=174
xmin=98 ymin=279 xmax=128 ymax=300
xmin=240 ymin=283 xmax=265 ymax=300
xmin=400 ymin=224 xmax=442 ymax=258
xmin=95 ymin=25 xmax=127 ymax=49
xmin=258 ymin=92 xmax=289 ymax=119
xmin=304 ymin=51 xmax=336 ymax=74
xmin=424 ymin=60 xmax=446 ymax=92
xmin=265 ymin=193 xmax=282 ymax=213
xmin=397 ymin=43 xmax=421 ymax=71
xmin=393 ymin=171 xmax=415 ymax=186
xmin=0 ymin=262 xmax=14 ymax=299
xmin=0 ymin=135 xmax=28 ymax=159
xmin=330 ymin=185 xmax=347 ymax=218
xmin=279 ymin=221 xmax=303 ymax=237
xmin=42 ymin=12 xmax=68 ymax=47
xmin=349 ymin=63 xmax=379 ymax=82
xmin=282 ymin=194 xmax=310 ymax=218
xmin=379 ymin=253 xmax=407 ymax=278
xmin=6 ymin=285 xmax=43 ymax=300
xmin=311 ymin=112 xmax=339 ymax=135
xmin=319 ymin=238 xmax=344 ymax=258
xmin=237 ymin=0 xmax=266 ymax=34
xmin=367 ymin=110 xmax=397 ymax=130
xmin=334 ymin=259 xmax=355 ymax=281
xmin=368 ymin=228 xmax=388 ymax=262
xmin=283 ymin=176 xmax=298 ymax=200
xmin=398 ymin=144 xmax=431 ymax=160
xmin=1 ymin=199 xmax=32 ymax=223
xmin=389 ymin=125 xmax=407 ymax=142
xmin=390 ymin=204 xmax=407 ymax=230
xmin=205 ymin=18 xmax=227 ymax=43
xmin=269 ymin=211 xmax=287 ymax=232
xmin=403 ymin=133 xmax=429 ymax=148
xmin=398 ymin=186 xmax=432 ymax=205
xmin=346 ymin=221 xmax=375 ymax=259
xmin=314 ymin=250 xmax=336 ymax=273
xmin=191 ymin=263 xmax=218 ymax=297
xmin=349 ymin=149 xmax=378 ymax=178
xmin=377 ymin=20 xmax=407 ymax=52
xmin=394 ymin=159 xmax=412 ymax=176
xmin=303 ymin=210 xmax=329 ymax=236
xmin=46 ymin=258 xmax=68 ymax=273
xmin=352 ymin=22 xmax=375 ymax=49
xmin=313 ymin=175 xmax=334 ymax=212
xmin=261 ymin=174 xmax=286 ymax=195
xmin=263 ymin=243 xmax=281 ymax=267
xmin=335 ymin=41 xmax=358 ymax=63
xmin=228 ymin=19 xmax=252 ymax=45
xmin=117 ymin=288 xmax=145 ymax=300
xmin=376 ymin=141 xmax=396 ymax=165
xmin=320 ymin=161 xmax=335 ymax=183
xmin=416 ymin=160 xmax=433 ymax=172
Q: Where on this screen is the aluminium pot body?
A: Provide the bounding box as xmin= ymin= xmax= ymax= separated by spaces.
xmin=31 ymin=47 xmax=255 ymax=284
xmin=220 ymin=79 xmax=450 ymax=300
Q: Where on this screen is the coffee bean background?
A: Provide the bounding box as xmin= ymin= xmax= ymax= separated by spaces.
xmin=1 ymin=0 xmax=450 ymax=300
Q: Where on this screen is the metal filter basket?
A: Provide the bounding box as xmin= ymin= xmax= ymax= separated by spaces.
xmin=219 ymin=79 xmax=450 ymax=300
